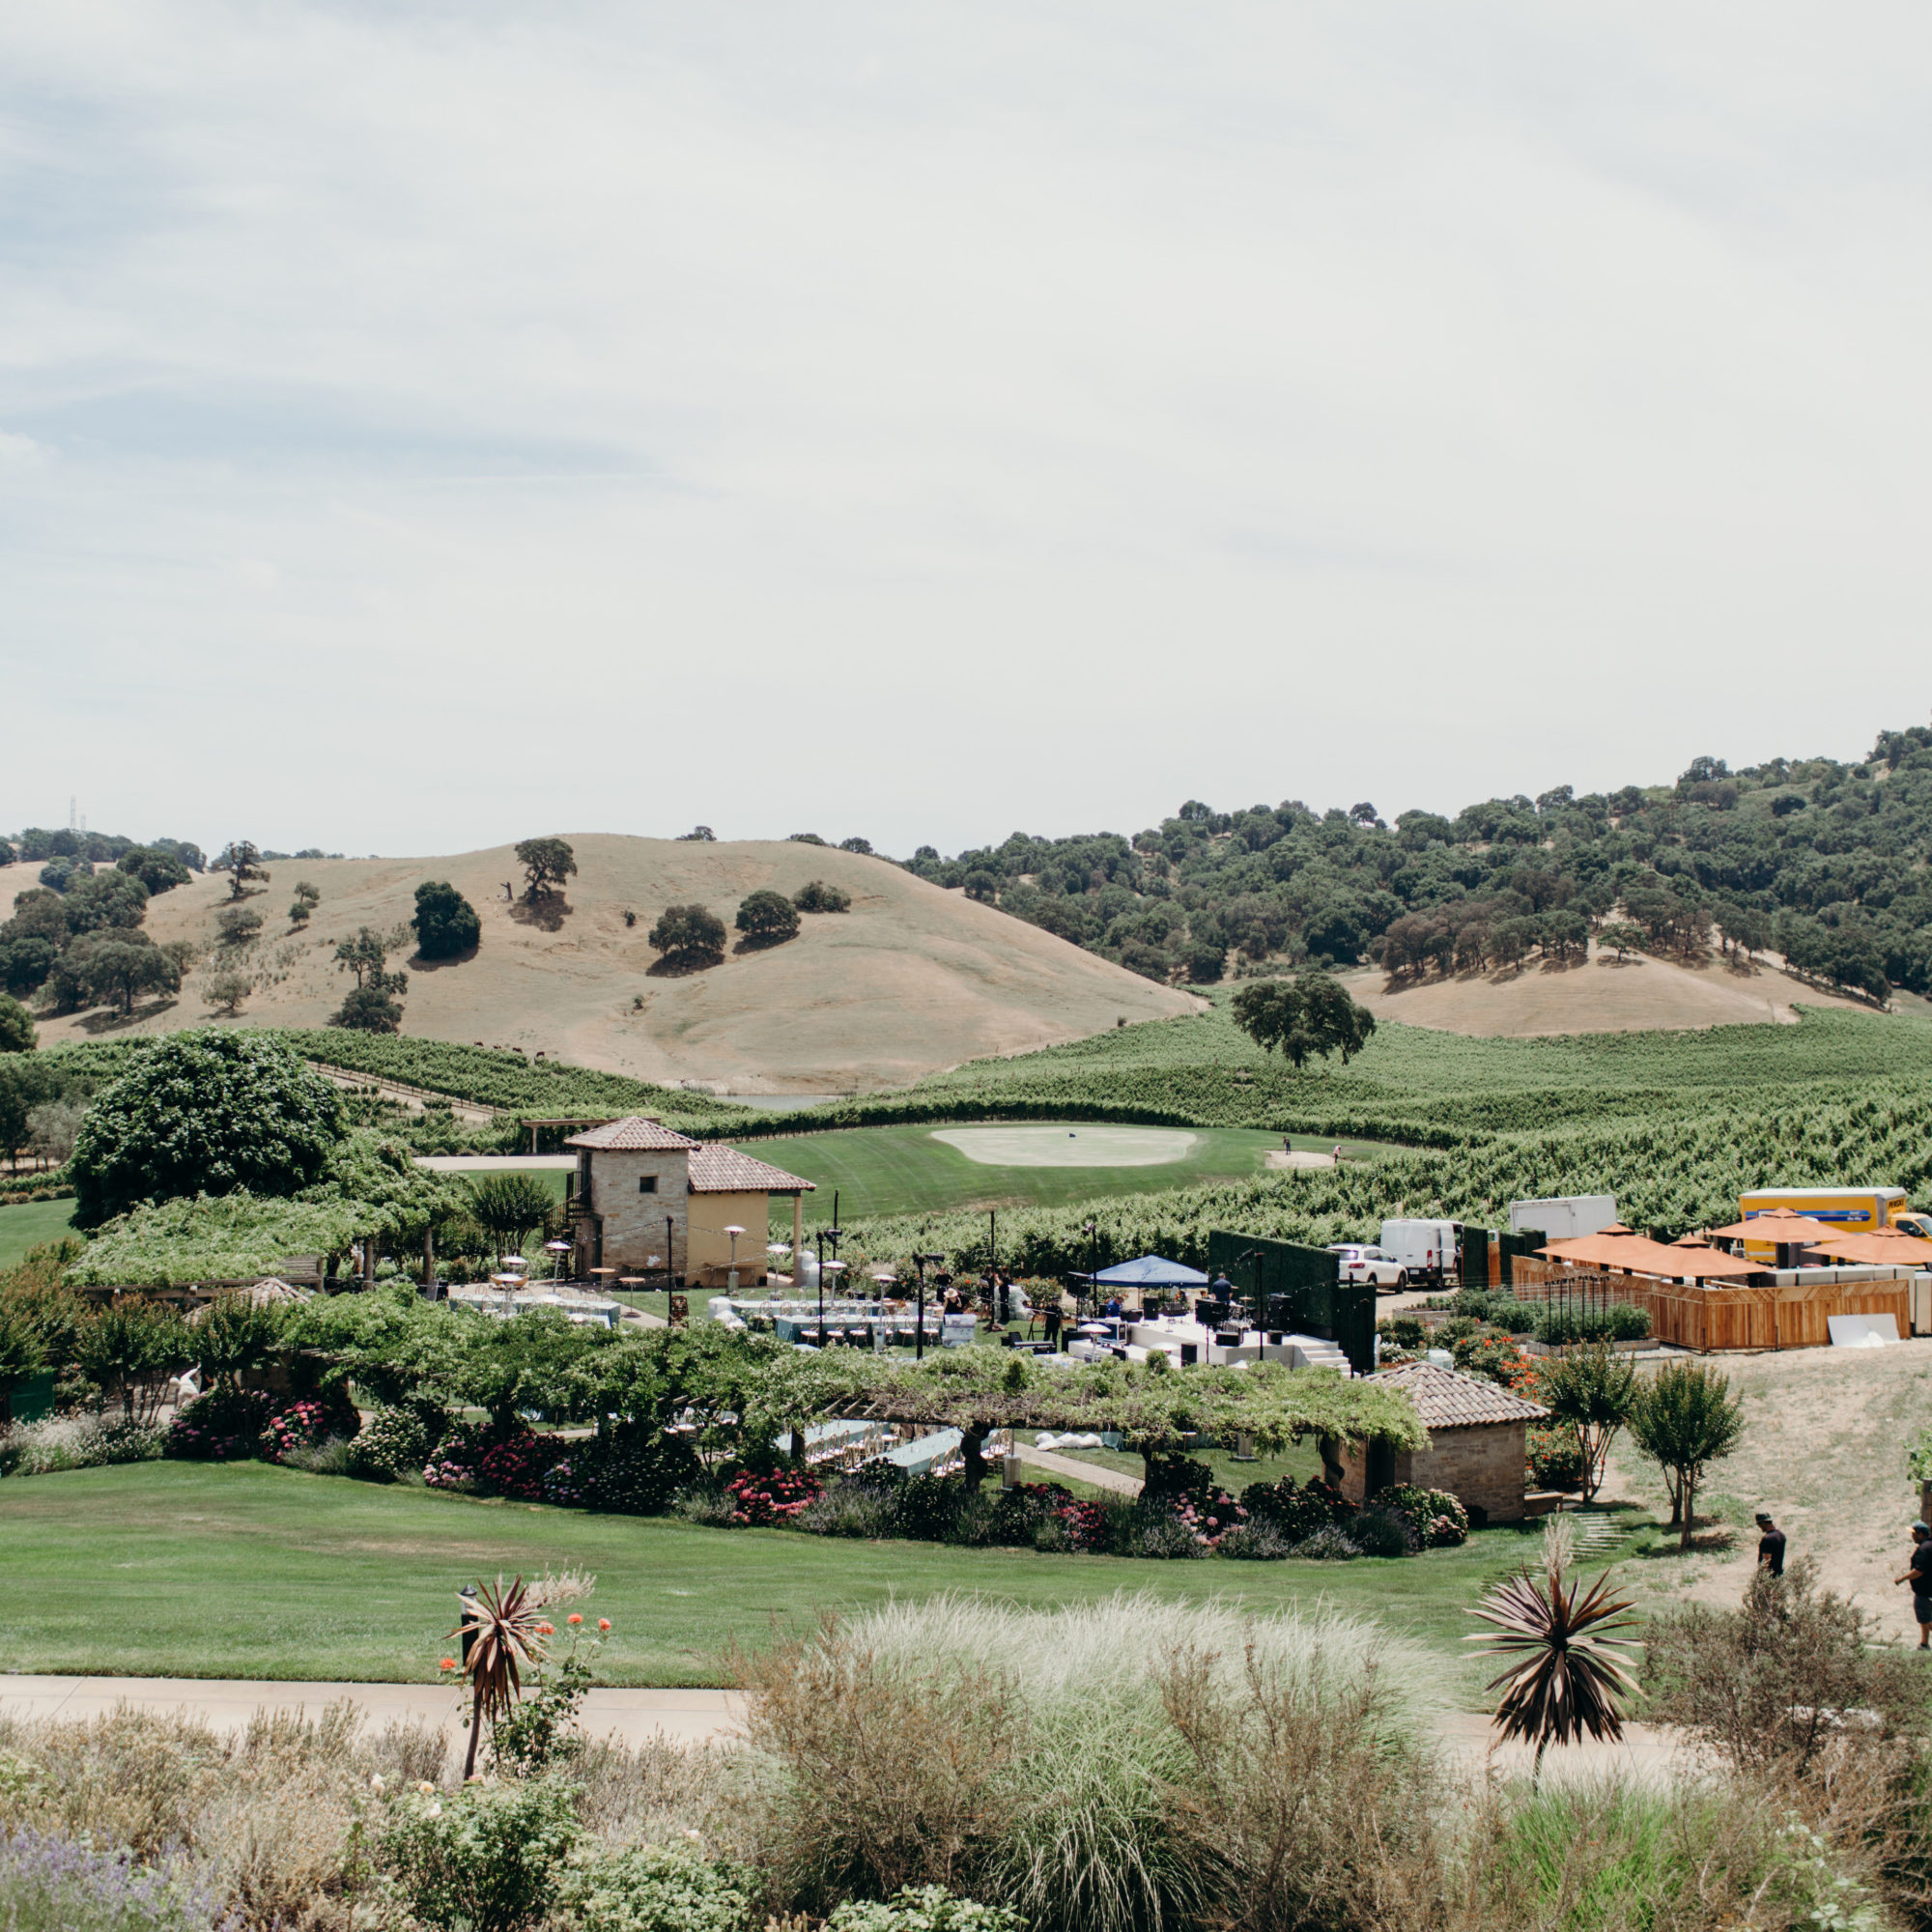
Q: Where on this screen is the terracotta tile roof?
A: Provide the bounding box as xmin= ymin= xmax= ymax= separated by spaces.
xmin=1369 ymin=1360 xmax=1549 ymax=1428
xmin=564 ymin=1116 xmax=700 ymax=1151
xmin=687 ymin=1144 xmax=817 ymax=1195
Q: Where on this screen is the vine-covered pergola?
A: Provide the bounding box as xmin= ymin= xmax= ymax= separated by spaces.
xmin=821 ymin=1351 xmax=1426 ymax=1488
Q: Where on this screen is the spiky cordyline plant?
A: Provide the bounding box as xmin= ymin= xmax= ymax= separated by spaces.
xmin=452 ymin=1575 xmax=551 ymax=1779
xmin=1466 ymin=1524 xmax=1640 ymax=1779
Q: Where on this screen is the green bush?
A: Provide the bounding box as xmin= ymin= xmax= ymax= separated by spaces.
xmin=380 ymin=1776 xmax=580 ymax=1932
xmin=826 ymin=1887 xmax=1024 ymax=1932
xmin=0 ymin=1416 xmax=164 ymax=1479
xmin=345 ymin=1399 xmax=447 ymax=1482
xmin=554 ymin=1844 xmax=753 ymax=1932
xmin=1526 ymin=1425 xmax=1584 ymax=1490
xmin=1349 ymin=1506 xmax=1415 ymax=1558
xmin=1373 ymin=1484 xmax=1468 ymax=1548
xmin=163 ymin=1385 xmax=272 ymax=1461
xmin=1378 ymin=1315 xmax=1426 ymax=1350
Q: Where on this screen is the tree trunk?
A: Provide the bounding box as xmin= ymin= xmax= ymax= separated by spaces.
xmin=961 ymin=1427 xmax=989 ymax=1491
xmin=1679 ymin=1472 xmax=1697 ymax=1551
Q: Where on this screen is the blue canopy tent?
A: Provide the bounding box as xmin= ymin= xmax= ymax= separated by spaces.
xmin=1093 ymin=1256 xmax=1210 ymax=1289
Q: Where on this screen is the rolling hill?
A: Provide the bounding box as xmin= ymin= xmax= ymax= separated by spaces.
xmin=6 ymin=838 xmax=1198 ymax=1092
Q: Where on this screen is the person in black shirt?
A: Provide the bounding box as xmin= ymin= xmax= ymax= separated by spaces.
xmin=1755 ymin=1513 xmax=1786 ymax=1577
xmin=1894 ymin=1520 xmax=1932 ymax=1650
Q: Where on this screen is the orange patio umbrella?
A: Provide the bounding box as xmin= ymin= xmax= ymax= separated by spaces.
xmin=1702 ymin=1211 xmax=1840 ymax=1244
xmin=1806 ymin=1229 xmax=1932 ymax=1266
xmin=1541 ymin=1234 xmax=1759 ymax=1280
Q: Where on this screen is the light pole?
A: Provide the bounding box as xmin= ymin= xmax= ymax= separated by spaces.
xmin=815 ymin=1216 xmax=843 ymax=1344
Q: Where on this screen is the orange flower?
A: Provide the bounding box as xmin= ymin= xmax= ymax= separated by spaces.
xmin=439 ymin=1658 xmax=458 ymax=1671
xmin=536 ymin=1621 xmax=554 ymax=1635
xmin=597 ymin=1618 xmax=611 ymax=1632
xmin=567 ymin=1613 xmax=582 ymax=1626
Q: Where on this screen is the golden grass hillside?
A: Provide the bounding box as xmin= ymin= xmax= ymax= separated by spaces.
xmin=7 ymin=838 xmax=1198 ymax=1092
xmin=1340 ymin=940 xmax=1874 ymax=1039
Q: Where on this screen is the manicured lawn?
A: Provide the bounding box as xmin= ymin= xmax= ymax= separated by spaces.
xmin=0 ymin=1197 xmax=76 ymax=1268
xmin=0 ymin=1461 xmax=1563 ymax=1699
xmin=747 ymin=1122 xmax=1390 ymax=1222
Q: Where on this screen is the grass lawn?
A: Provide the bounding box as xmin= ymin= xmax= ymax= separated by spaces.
xmin=0 ymin=1461 xmax=1581 ymax=1700
xmin=746 ymin=1122 xmax=1390 ymax=1222
xmin=0 ymin=1197 xmax=76 ymax=1268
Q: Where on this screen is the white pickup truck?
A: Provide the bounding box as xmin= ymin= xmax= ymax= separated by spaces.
xmin=1326 ymin=1243 xmax=1408 ymax=1290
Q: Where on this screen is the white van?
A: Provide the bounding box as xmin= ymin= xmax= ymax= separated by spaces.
xmin=1378 ymin=1219 xmax=1458 ymax=1287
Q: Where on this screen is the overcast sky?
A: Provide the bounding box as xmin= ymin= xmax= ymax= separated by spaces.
xmin=3 ymin=3 xmax=1930 ymax=859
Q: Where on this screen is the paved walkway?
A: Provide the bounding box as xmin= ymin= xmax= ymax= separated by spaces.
xmin=1012 ymin=1442 xmax=1144 ymax=1495
xmin=0 ymin=1678 xmax=1684 ymax=1785
xmin=0 ymin=1677 xmax=742 ymax=1748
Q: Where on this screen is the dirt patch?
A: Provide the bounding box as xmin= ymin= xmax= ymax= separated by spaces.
xmin=1599 ymin=1339 xmax=1932 ymax=1639
xmin=7 ymin=839 xmax=1199 ymax=1093
xmin=1342 ymin=941 xmax=1880 ymax=1038
xmin=1266 ymin=1150 xmax=1337 ymax=1170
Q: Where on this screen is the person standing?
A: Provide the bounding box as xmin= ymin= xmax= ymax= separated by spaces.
xmin=1895 ymin=1521 xmax=1932 ymax=1650
xmin=1755 ymin=1512 xmax=1786 ymax=1577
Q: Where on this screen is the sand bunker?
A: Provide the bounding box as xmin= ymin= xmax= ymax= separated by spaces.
xmin=930 ymin=1125 xmax=1198 ymax=1168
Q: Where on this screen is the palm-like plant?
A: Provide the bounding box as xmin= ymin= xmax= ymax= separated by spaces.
xmin=1467 ymin=1520 xmax=1640 ymax=1778
xmin=450 ymin=1575 xmax=552 ymax=1779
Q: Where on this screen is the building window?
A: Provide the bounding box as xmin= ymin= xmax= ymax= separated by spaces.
xmin=639 ymin=1175 xmax=657 ymax=1194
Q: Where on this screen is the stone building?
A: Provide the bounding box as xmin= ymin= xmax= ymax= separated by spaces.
xmin=565 ymin=1117 xmax=815 ymax=1288
xmin=1339 ymin=1360 xmax=1548 ymax=1525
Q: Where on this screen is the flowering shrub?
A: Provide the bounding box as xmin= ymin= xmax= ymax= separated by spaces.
xmin=345 ymin=1399 xmax=447 ymax=1483
xmin=1452 ymin=1331 xmax=1540 ymax=1394
xmin=1170 ymin=1488 xmax=1248 ymax=1549
xmin=1373 ymin=1484 xmax=1469 ymax=1548
xmin=476 ymin=1433 xmax=572 ymax=1501
xmin=554 ymin=1841 xmax=753 ymax=1932
xmin=828 ymin=1886 xmax=1024 ymax=1932
xmin=0 ymin=1416 xmax=163 ymax=1479
xmin=1053 ymin=1496 xmax=1110 ymax=1551
xmin=0 ymin=1825 xmax=237 ymax=1932
xmin=164 ymin=1386 xmax=272 ymax=1462
xmin=380 ymin=1776 xmax=580 ymax=1932
xmin=727 ymin=1466 xmax=823 ymax=1524
xmin=1527 ymin=1425 xmax=1586 ymax=1491
xmin=541 ymin=1434 xmax=697 ymax=1516
xmin=258 ymin=1394 xmax=358 ymax=1464
xmin=1240 ymin=1475 xmax=1359 ymax=1543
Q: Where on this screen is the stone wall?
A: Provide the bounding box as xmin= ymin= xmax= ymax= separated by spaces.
xmin=1341 ymin=1420 xmax=1529 ymax=1525
xmin=575 ymin=1148 xmax=690 ymax=1277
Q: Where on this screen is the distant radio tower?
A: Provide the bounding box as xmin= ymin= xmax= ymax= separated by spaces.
xmin=70 ymin=795 xmax=76 ymax=831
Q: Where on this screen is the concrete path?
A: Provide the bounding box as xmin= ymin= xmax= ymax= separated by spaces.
xmin=0 ymin=1676 xmax=742 ymax=1749
xmin=0 ymin=1677 xmax=1685 ymax=1786
xmin=1012 ymin=1442 xmax=1144 ymax=1495
xmin=413 ymin=1155 xmax=581 ymax=1173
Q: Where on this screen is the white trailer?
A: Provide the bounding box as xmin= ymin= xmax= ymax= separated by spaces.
xmin=1509 ymin=1194 xmax=1618 ymax=1241
xmin=1378 ymin=1219 xmax=1458 ymax=1286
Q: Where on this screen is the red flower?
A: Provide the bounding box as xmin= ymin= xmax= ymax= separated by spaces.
xmin=597 ymin=1618 xmax=611 ymax=1632
xmin=439 ymin=1658 xmax=457 ymax=1671
xmin=567 ymin=1613 xmax=582 ymax=1626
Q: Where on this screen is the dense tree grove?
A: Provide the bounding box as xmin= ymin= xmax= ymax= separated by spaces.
xmin=412 ymin=880 xmax=481 ymax=959
xmin=899 ymin=724 xmax=1932 ymax=997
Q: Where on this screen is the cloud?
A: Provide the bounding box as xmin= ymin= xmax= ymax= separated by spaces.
xmin=1 ymin=2 xmax=1930 ymax=855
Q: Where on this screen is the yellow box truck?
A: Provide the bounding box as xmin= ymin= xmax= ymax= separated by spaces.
xmin=1736 ymin=1187 xmax=1932 ymax=1243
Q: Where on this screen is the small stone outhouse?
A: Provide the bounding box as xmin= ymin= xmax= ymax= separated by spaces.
xmin=1340 ymin=1360 xmax=1549 ymax=1526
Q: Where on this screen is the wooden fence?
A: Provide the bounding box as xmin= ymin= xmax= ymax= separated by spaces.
xmin=1499 ymin=1258 xmax=1912 ymax=1351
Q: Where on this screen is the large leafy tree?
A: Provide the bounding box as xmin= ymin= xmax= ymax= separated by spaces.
xmin=735 ymin=889 xmax=800 ymax=950
xmin=0 ymin=993 xmax=35 ymax=1054
xmin=1534 ymin=1344 xmax=1638 ymax=1504
xmin=74 ymin=1298 xmax=195 ymax=1420
xmin=69 ymin=1032 xmax=344 ymax=1226
xmin=515 ymin=837 xmax=577 ymax=897
xmin=213 ymin=840 xmax=270 ymax=900
xmin=413 ymin=881 xmax=481 ymax=959
xmin=649 ymin=903 xmax=726 ymax=967
xmin=1231 ymin=972 xmax=1376 ymax=1070
xmin=466 ymin=1173 xmax=555 ymax=1251
xmin=115 ymin=847 xmax=192 ymax=895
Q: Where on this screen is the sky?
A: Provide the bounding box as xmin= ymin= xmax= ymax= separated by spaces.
xmin=3 ymin=2 xmax=1931 ymax=860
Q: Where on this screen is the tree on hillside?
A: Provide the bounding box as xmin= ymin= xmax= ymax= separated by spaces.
xmin=213 ymin=841 xmax=270 ymax=899
xmin=412 ymin=880 xmax=481 ymax=959
xmin=289 ymin=881 xmax=321 ymax=929
xmin=676 ymin=825 xmax=717 ymax=841
xmin=1231 ymin=972 xmax=1376 ymax=1070
xmin=1599 ymin=922 xmax=1646 ymax=963
xmin=68 ymin=931 xmax=179 ymax=1015
xmin=0 ymin=994 xmax=34 ymax=1054
xmin=514 ymin=837 xmax=577 ymax=897
xmin=332 ymin=926 xmax=408 ymax=1031
xmin=206 ymin=970 xmax=251 ymax=1016
xmin=69 ymin=1032 xmax=343 ymax=1226
xmin=793 ymin=880 xmax=850 ymax=914
xmin=62 ymin=869 xmax=149 ymax=935
xmin=334 ymin=926 xmax=390 ymax=988
xmin=217 ymin=906 xmax=263 ymax=948
xmin=116 ymin=847 xmax=192 ymax=895
xmin=838 ymin=837 xmax=873 ymax=854
xmin=735 ymin=890 xmax=800 ymax=950
xmin=963 ymin=869 xmax=999 ymax=902
xmin=648 ymin=903 xmax=726 ymax=968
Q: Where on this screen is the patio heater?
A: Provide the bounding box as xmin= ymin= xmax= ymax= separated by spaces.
xmin=814 ymin=1218 xmax=843 ymax=1343
xmin=1082 ymin=1221 xmax=1097 ymax=1319
xmin=724 ymin=1224 xmax=746 ymax=1293
xmin=869 ymin=1271 xmax=895 ymax=1351
xmin=544 ymin=1237 xmax=571 ymax=1285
